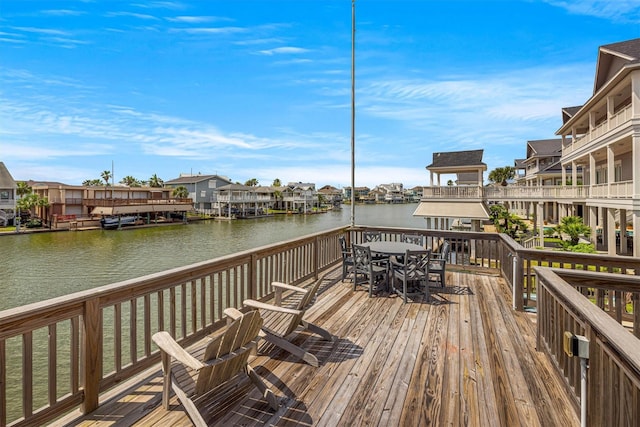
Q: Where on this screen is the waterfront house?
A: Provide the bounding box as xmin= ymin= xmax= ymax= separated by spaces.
xmin=215 ymin=183 xmax=271 ymax=218
xmin=164 ymin=173 xmax=233 ymax=212
xmin=554 ymin=38 xmax=640 ymax=256
xmin=283 ymin=182 xmax=318 ymax=212
xmin=317 ymin=184 xmax=343 ymax=206
xmin=415 ymin=149 xmax=490 ymax=231
xmin=374 ymin=183 xmax=405 ymax=203
xmin=0 ymin=162 xmax=17 ymax=226
xmin=342 ymin=186 xmax=370 ymax=203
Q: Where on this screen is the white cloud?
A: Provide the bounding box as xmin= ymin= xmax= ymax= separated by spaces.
xmin=257 ymin=46 xmax=310 ymax=56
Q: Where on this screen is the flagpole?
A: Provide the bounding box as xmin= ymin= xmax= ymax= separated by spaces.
xmin=350 ymin=0 xmax=356 ymax=228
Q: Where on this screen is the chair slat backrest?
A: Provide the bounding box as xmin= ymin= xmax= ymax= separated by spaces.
xmin=195 ymin=310 xmax=263 ymax=396
xmin=353 ymin=244 xmax=373 ymax=271
xmin=297 ymin=273 xmax=327 ymax=311
xmin=402 ymin=234 xmax=425 ymax=247
xmin=403 ymin=250 xmax=431 ymax=279
xmin=362 ymin=231 xmax=381 ymax=242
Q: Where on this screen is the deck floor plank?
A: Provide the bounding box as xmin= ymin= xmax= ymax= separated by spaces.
xmin=53 ymin=266 xmax=580 ymax=427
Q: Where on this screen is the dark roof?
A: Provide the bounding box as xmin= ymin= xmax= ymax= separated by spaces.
xmin=561 ymin=106 xmax=582 ymax=124
xmin=165 ymin=174 xmax=231 ymax=185
xmin=426 ymin=149 xmax=485 ymax=169
xmin=527 ymin=139 xmax=562 ymax=158
xmin=600 ymin=38 xmax=640 ymax=59
xmin=0 ymin=162 xmax=16 ymax=188
xmin=514 ymin=159 xmax=526 ymax=168
xmin=217 ymin=183 xmax=252 ymax=191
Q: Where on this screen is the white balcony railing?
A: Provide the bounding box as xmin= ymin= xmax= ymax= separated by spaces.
xmin=563 ymin=104 xmax=632 ymax=155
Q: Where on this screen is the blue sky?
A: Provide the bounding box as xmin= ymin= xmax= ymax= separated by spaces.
xmin=2 ymin=1 xmax=640 ymax=189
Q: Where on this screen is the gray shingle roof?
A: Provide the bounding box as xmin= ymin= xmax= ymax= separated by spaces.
xmin=426 ymin=149 xmax=485 ymax=169
xmin=0 ymin=162 xmax=16 ymax=188
xmin=527 ymin=139 xmax=562 ymax=157
xmin=601 ymin=38 xmax=640 ymax=60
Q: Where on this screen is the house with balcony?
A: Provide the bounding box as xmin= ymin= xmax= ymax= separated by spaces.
xmin=555 ymin=37 xmax=640 ymax=256
xmin=317 ymin=185 xmax=343 ymax=207
xmin=282 ymin=182 xmax=318 ymax=212
xmin=414 ymin=149 xmax=490 ymax=231
xmin=30 ymin=181 xmax=192 ymax=228
xmin=342 ymin=186 xmax=370 ymax=203
xmin=214 ymin=183 xmax=272 ymax=218
xmin=374 ymin=183 xmax=405 ymax=203
xmin=164 ymin=174 xmax=233 ymax=212
xmin=0 ymin=162 xmax=17 ymax=226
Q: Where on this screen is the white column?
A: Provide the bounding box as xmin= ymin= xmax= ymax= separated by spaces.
xmin=562 ymin=165 xmax=567 ymax=186
xmin=619 ymin=209 xmax=628 ymax=255
xmin=607 ymin=208 xmax=616 ymax=256
xmin=588 ymin=206 xmax=597 ymax=245
xmin=589 ymin=153 xmax=596 ymax=187
xmin=537 ymin=202 xmax=544 ymax=247
xmin=633 ymin=135 xmax=640 ymax=198
xmin=607 ymin=144 xmax=615 ymax=196
xmin=572 ymin=161 xmax=577 ymax=186
xmin=430 ymin=171 xmax=434 ymax=186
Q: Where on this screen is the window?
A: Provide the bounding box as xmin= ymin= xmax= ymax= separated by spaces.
xmin=614 ymin=161 xmax=622 ymax=182
xmin=0 ymin=191 xmax=9 ymax=200
xmin=595 ymin=166 xmax=608 ymax=184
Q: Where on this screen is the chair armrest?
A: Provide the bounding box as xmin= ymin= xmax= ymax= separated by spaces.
xmin=272 ymin=281 xmax=307 ymax=294
xmin=223 ymin=307 xmax=244 ymax=321
xmin=244 ymin=299 xmax=302 ymax=316
xmin=152 ymin=331 xmax=204 ymax=371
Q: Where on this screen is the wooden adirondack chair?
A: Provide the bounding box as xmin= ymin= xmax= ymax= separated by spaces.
xmin=152 ymin=309 xmax=278 ymax=427
xmin=239 ymin=273 xmax=333 ymax=367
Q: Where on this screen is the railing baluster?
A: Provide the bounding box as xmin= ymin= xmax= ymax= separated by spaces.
xmin=48 ymin=324 xmax=57 ymax=406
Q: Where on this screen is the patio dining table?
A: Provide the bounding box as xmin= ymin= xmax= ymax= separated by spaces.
xmin=361 ymin=241 xmax=426 ymax=256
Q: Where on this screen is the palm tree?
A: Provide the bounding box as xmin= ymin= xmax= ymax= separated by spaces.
xmin=556 ymin=216 xmax=591 ymax=246
xmin=149 ymin=174 xmax=163 ymax=188
xmin=83 ymin=179 xmax=103 ymax=186
xmin=16 ymin=181 xmax=32 ymax=198
xmin=172 ymin=185 xmax=189 ymax=199
xmin=488 ymin=166 xmax=515 ymax=186
xmin=101 ymin=170 xmax=112 ymax=186
xmin=244 ymin=178 xmax=259 ymax=187
xmin=120 ymin=176 xmax=139 ymax=186
xmin=272 ymin=178 xmax=282 ymax=210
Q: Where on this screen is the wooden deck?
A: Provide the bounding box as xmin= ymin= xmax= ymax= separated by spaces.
xmin=54 ymin=267 xmax=579 ymax=427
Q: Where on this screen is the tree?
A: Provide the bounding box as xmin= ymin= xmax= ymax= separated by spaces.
xmin=489 ymin=204 xmax=528 ymax=239
xmin=149 ymin=174 xmax=163 ymax=188
xmin=83 ymin=179 xmax=103 ymax=186
xmin=272 ymin=178 xmax=283 ymax=210
xmin=16 ymin=181 xmax=32 ymax=198
xmin=556 ymin=216 xmax=591 ymax=246
xmin=120 ymin=176 xmax=140 ymax=187
xmin=101 ymin=170 xmax=112 ymax=186
xmin=17 ymin=193 xmax=49 ymax=218
xmin=488 ymin=166 xmax=515 ymax=186
xmin=244 ymin=178 xmax=259 ymax=187
xmin=172 ymin=185 xmax=189 ymax=199
xmin=447 ymin=180 xmax=454 ymax=186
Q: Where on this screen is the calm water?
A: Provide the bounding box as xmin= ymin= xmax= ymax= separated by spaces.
xmin=0 ymin=204 xmax=426 ymax=310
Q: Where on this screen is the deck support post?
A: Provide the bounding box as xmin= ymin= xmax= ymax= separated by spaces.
xmin=81 ymin=298 xmax=102 ymax=414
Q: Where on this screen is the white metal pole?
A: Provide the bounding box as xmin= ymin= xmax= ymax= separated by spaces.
xmin=350 ymin=0 xmax=356 ymax=229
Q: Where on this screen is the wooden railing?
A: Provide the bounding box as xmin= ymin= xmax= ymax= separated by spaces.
xmin=0 ymin=226 xmax=346 ymax=427
xmin=1 ymin=224 xmax=638 ymax=426
xmin=535 ymin=267 xmax=640 ymax=425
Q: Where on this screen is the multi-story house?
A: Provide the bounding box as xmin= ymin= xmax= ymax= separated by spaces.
xmin=374 ymin=183 xmax=405 ymax=203
xmin=282 ymin=182 xmax=318 ymax=212
xmin=415 ymin=149 xmax=489 ymax=231
xmin=342 ymin=186 xmax=370 ymax=203
xmin=555 ymin=37 xmax=640 ymax=256
xmin=164 ymin=174 xmax=233 ymax=211
xmin=317 ymin=185 xmax=343 ymax=207
xmin=419 ymin=38 xmax=640 ymax=257
xmin=214 ymin=184 xmax=272 ymax=218
xmin=0 ymin=162 xmax=17 ymax=226
xmin=30 ymin=181 xmax=192 ymax=227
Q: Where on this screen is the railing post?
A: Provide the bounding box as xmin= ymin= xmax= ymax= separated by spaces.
xmin=249 ymin=253 xmax=258 ymax=301
xmin=81 ymin=298 xmax=102 ymax=414
xmin=514 ymin=254 xmax=524 ymax=311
